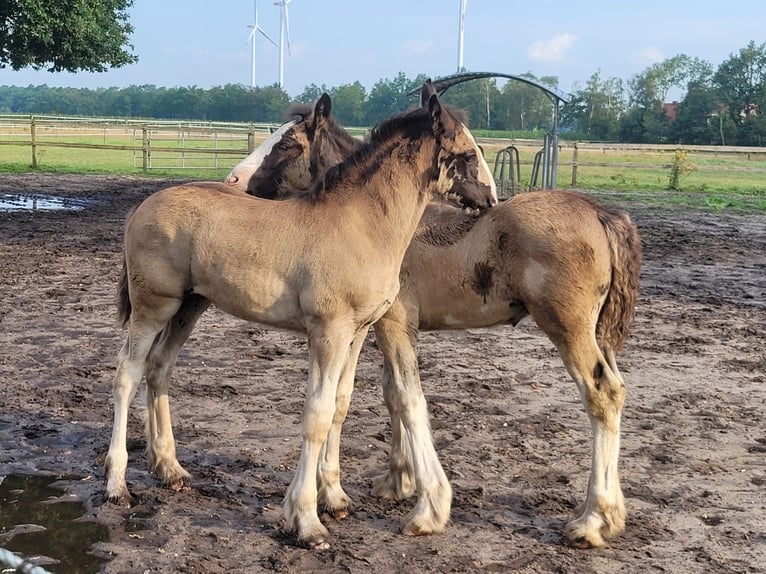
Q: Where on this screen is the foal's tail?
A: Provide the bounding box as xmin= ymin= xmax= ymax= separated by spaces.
xmin=596 ymin=207 xmax=643 ymax=354
xmin=117 ymin=257 xmax=132 ymax=328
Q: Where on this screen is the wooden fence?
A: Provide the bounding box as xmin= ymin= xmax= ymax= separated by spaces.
xmin=477 ymin=138 xmax=766 ymax=195
xmin=0 ymin=114 xmax=277 ymax=172
xmin=1 ymin=115 xmax=765 ymax=191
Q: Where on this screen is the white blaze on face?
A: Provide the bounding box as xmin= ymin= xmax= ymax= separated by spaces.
xmin=463 ymin=124 xmax=498 ymax=205
xmin=224 ymin=120 xmax=297 ymax=191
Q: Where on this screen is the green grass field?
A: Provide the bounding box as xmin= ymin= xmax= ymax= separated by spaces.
xmin=1 ymin=132 xmax=765 ymax=213
xmin=0 ymin=127 xmax=257 ymax=180
xmin=480 ymin=142 xmax=766 ymax=212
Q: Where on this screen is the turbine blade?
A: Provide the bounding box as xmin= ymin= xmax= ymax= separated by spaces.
xmin=284 ymin=3 xmax=292 ymax=57
xmin=258 ymin=26 xmax=278 ymax=47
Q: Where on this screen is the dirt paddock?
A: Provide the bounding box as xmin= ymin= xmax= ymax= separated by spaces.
xmin=1 ymin=174 xmax=764 ymax=573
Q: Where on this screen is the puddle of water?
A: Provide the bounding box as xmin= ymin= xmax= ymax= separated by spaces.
xmin=0 ymin=194 xmax=92 ymax=212
xmin=0 ymin=474 xmax=109 ymax=574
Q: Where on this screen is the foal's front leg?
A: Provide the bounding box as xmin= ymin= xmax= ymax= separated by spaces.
xmin=371 ymin=318 xmax=416 ymax=500
xmin=316 ymin=328 xmax=368 ymax=519
xmin=283 ymin=324 xmax=354 ymax=550
xmin=371 ymin=313 xmax=452 ymax=535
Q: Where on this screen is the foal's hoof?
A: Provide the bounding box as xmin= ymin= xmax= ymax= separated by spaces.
xmin=564 ymin=520 xmax=606 ymax=549
xmin=165 ymin=476 xmax=191 ymax=492
xmin=569 ymin=535 xmax=597 ymax=550
xmin=402 ymin=523 xmax=429 ymax=537
xmin=105 ymin=493 xmax=132 ymax=508
xmin=371 ymin=472 xmax=415 ymax=501
xmin=402 ymin=512 xmax=446 ymax=537
xmin=301 ymin=534 xmax=331 ymax=551
xmin=329 ymin=507 xmax=349 ymax=520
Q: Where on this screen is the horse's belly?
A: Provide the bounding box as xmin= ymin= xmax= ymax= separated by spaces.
xmin=415 ymin=290 xmax=515 ymax=330
xmin=195 ymin=272 xmax=306 ymax=332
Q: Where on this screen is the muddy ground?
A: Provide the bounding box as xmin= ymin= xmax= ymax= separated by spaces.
xmin=0 ymin=173 xmax=764 ymax=574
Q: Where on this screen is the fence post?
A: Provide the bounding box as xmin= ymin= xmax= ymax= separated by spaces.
xmin=247 ymin=125 xmax=256 ymax=153
xmin=571 ymin=142 xmax=578 ymax=187
xmin=142 ymin=127 xmax=148 ymax=173
xmin=30 ymin=116 xmax=38 ymax=169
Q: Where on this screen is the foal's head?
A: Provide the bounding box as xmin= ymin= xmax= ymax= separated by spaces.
xmin=225 ymin=120 xmax=300 ymax=192
xmin=231 ymin=95 xmax=360 ymax=199
xmin=419 ymin=80 xmax=498 ymax=209
xmin=238 ymin=83 xmax=497 ymax=211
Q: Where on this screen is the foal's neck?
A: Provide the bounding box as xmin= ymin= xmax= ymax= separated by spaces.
xmin=323 ymin=133 xmax=439 ymax=256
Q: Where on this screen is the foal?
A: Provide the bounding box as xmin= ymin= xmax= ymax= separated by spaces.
xmin=229 ymin=98 xmax=643 ymax=548
xmin=104 ymin=83 xmax=497 ymax=550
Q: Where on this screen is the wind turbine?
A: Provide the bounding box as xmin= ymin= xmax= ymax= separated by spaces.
xmin=247 ymin=0 xmax=277 ymax=88
xmin=273 ymin=0 xmax=293 ymax=88
xmin=457 ymin=0 xmax=467 ymax=72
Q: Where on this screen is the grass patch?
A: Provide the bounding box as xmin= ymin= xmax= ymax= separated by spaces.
xmin=1 ymin=126 xmax=765 ymax=214
xmin=480 ymin=141 xmax=766 ymax=213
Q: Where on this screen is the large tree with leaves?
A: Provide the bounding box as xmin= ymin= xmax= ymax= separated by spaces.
xmin=329 ymin=82 xmax=367 ymax=126
xmin=562 ymin=70 xmax=625 ymax=140
xmin=621 ymin=55 xmax=712 ymax=143
xmin=713 ymin=41 xmax=766 ymax=146
xmin=364 ymin=72 xmax=427 ymax=125
xmin=0 ymin=0 xmax=137 ymax=72
xmin=494 ymin=73 xmax=558 ymax=133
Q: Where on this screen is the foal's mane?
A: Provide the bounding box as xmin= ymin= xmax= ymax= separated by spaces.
xmin=414 ymin=200 xmax=482 ymax=246
xmin=307 ymin=104 xmax=468 ymax=200
xmin=284 ymin=103 xmax=359 ymax=153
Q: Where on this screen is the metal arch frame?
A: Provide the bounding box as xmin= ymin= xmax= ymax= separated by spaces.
xmin=410 ymin=72 xmax=571 ymax=189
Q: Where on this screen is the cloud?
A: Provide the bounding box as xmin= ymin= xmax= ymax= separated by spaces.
xmin=635 ymin=46 xmax=664 ymax=65
xmin=527 ymin=33 xmax=576 ymax=61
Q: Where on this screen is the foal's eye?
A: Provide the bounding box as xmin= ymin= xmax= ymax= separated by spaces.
xmin=277 ymin=142 xmax=291 ymax=151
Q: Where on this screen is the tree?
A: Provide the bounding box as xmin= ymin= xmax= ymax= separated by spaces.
xmin=0 ymin=0 xmax=137 ymax=72
xmin=257 ymin=84 xmax=291 ymax=122
xmin=668 ymin=80 xmax=733 ymax=145
xmin=562 ymin=70 xmax=625 ymax=140
xmin=296 ymin=83 xmax=329 ymax=104
xmin=622 ymin=55 xmax=713 ymax=143
xmin=494 ymin=73 xmax=558 ymax=132
xmin=713 ymin=41 xmax=766 ymax=146
xmin=440 ymin=77 xmax=500 ymax=130
xmin=365 ymin=72 xmax=427 ymax=124
xmin=329 ymin=82 xmax=366 ymax=126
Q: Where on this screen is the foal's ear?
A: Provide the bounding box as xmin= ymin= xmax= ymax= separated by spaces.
xmin=314 ymin=93 xmax=332 ymax=129
xmin=429 ymin=92 xmax=456 ymax=142
xmin=421 ymin=79 xmax=437 ymax=108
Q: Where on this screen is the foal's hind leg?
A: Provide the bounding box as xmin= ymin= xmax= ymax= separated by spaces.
xmin=557 ymin=337 xmax=626 ymax=548
xmin=316 ymin=328 xmax=368 ymax=519
xmin=144 ymin=295 xmax=210 ymax=491
xmin=105 ymin=296 xmax=182 ymax=505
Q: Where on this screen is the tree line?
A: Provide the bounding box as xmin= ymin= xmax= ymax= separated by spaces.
xmin=1 ymin=42 xmax=764 ymax=146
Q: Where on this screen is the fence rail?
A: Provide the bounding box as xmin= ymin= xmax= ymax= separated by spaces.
xmin=1 ymin=115 xmax=766 ymax=190
xmin=475 ymin=137 xmax=766 ymax=194
xmin=0 ymin=114 xmax=280 ymax=172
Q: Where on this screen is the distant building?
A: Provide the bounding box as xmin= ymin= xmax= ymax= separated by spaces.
xmin=663 ymin=101 xmax=681 ymax=122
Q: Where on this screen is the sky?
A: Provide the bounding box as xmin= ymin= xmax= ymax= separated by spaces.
xmin=2 ymin=0 xmax=765 ymax=100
